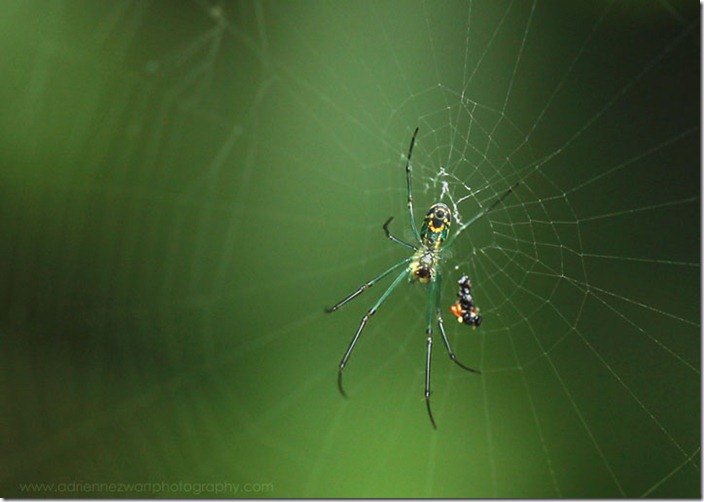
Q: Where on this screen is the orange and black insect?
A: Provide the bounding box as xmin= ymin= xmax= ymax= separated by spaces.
xmin=449 ymin=275 xmax=482 ymax=328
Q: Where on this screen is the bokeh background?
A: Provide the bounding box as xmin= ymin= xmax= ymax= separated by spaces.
xmin=1 ymin=0 xmax=700 ymax=498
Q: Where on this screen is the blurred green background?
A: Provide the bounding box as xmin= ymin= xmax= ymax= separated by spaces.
xmin=1 ymin=0 xmax=700 ymax=498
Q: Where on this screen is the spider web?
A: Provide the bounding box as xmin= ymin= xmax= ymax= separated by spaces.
xmin=1 ymin=0 xmax=699 ymax=498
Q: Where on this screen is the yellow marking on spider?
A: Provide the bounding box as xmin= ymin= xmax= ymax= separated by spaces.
xmin=427 ymin=219 xmax=447 ymax=231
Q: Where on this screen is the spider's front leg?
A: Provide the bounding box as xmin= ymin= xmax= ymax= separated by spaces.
xmin=325 ymin=257 xmax=411 ymax=313
xmin=424 ymin=273 xmax=440 ymax=429
xmin=437 ymin=314 xmax=481 ymax=374
xmin=424 ymin=335 xmax=437 ymax=429
xmin=424 ymin=271 xmax=482 ymax=429
xmin=436 ymin=271 xmax=481 ymax=374
xmin=335 ymin=268 xmax=409 ymax=397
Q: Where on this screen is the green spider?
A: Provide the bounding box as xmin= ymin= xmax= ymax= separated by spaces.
xmin=326 ymin=127 xmax=517 ymax=428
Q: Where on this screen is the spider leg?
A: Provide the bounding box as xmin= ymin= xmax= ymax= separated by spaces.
xmin=437 ymin=313 xmax=481 ymax=374
xmin=405 ymin=127 xmax=422 ymax=242
xmin=436 ymin=270 xmax=481 ymax=374
xmin=383 ymin=217 xmax=418 ymax=251
xmin=423 ymin=272 xmax=442 ymax=429
xmin=337 ymin=268 xmax=409 ymax=397
xmin=325 ymin=256 xmax=412 ymax=313
xmin=424 ymin=335 xmax=436 ymax=429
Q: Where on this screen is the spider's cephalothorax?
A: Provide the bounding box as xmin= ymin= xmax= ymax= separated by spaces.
xmin=410 ymin=203 xmax=451 ymax=284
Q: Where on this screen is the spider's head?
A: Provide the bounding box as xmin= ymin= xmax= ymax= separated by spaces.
xmin=420 ymin=203 xmax=451 ymax=249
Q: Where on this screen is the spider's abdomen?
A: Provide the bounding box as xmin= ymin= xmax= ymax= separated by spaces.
xmin=409 ymin=203 xmax=451 ymax=284
xmin=420 ymin=203 xmax=451 ymax=249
